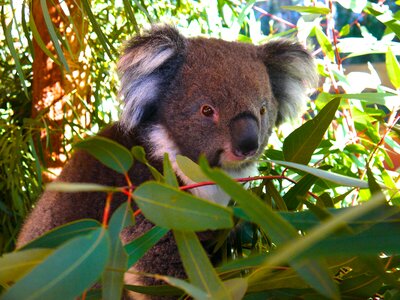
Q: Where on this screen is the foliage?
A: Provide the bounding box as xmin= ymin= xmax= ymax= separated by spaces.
xmin=0 ymin=0 xmax=400 ymax=299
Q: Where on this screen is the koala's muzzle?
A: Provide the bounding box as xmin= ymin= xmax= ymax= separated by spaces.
xmin=229 ymin=113 xmax=259 ymax=159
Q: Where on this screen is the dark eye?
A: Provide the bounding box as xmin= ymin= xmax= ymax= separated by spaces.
xmin=201 ymin=105 xmax=214 ymax=117
xmin=260 ymin=105 xmax=267 ymax=115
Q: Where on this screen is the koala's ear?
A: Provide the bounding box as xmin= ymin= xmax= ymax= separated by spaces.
xmin=118 ymin=25 xmax=187 ymax=130
xmin=259 ymin=40 xmax=318 ymax=125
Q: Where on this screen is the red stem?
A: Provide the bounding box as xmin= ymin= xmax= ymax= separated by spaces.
xmin=102 ymin=192 xmax=113 ymax=228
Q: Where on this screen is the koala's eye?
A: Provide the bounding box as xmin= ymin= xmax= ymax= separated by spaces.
xmin=260 ymin=105 xmax=267 ymax=115
xmin=201 ymin=105 xmax=215 ymax=117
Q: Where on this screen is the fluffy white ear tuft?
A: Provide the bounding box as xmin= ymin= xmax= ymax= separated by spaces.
xmin=118 ymin=25 xmax=186 ymax=130
xmin=259 ymin=40 xmax=318 ymax=124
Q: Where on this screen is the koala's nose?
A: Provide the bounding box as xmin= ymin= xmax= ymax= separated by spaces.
xmin=230 ymin=113 xmax=259 ymax=158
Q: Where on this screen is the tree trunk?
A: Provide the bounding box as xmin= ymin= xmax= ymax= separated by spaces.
xmin=31 ymin=0 xmax=89 ymax=181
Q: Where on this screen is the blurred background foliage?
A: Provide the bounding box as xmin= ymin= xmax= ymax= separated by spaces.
xmin=0 ymin=0 xmax=399 ymax=298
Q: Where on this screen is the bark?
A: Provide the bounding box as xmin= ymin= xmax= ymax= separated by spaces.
xmin=31 ymin=0 xmax=89 ymax=181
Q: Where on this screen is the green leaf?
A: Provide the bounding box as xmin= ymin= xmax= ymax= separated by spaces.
xmin=200 ymin=163 xmax=339 ymax=299
xmin=103 ymin=203 xmax=134 ymax=300
xmin=20 ymin=219 xmax=101 ymax=250
xmin=39 ymin=0 xmax=70 ymax=72
xmin=74 ymin=136 xmax=133 ymax=174
xmin=2 ymin=20 xmax=29 ymax=98
xmin=386 ymin=47 xmax=400 ymax=89
xmin=125 ymin=226 xmax=169 ymax=268
xmin=81 ymin=0 xmax=114 ymax=59
xmin=176 ymin=155 xmax=209 ymax=183
xmin=173 ymin=230 xmax=232 ymax=299
xmin=163 ymin=153 xmax=179 ymax=187
xmin=224 ymin=278 xmax=248 ymax=300
xmin=131 ymin=146 xmax=164 ymax=181
xmin=283 ymin=173 xmax=320 ymax=210
xmin=281 ymin=5 xmax=330 ymax=14
xmin=46 ymin=182 xmax=117 ymax=193
xmin=272 ymin=160 xmax=371 ymax=188
xmin=314 ymin=26 xmax=336 ymax=62
xmin=2 ymin=228 xmax=110 ymax=300
xmin=125 ymin=283 xmax=183 ymax=297
xmin=0 ymin=249 xmax=53 ymax=284
xmin=316 ymin=92 xmax=399 ymax=107
xmin=283 ymin=98 xmax=340 ymax=165
xmin=133 ymin=182 xmax=233 ymax=231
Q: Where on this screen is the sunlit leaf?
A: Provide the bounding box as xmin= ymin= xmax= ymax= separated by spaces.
xmin=314 ymin=26 xmax=336 ymax=62
xmin=283 ymin=98 xmax=340 ymax=165
xmin=336 ymin=0 xmax=367 ymax=13
xmin=271 ymin=160 xmax=371 ymax=188
xmin=386 ymin=47 xmax=400 ymax=89
xmin=39 ymin=0 xmax=70 ymax=72
xmin=281 ymin=5 xmax=330 ymax=14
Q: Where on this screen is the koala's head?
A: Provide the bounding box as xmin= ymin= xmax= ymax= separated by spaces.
xmin=118 ymin=25 xmax=317 ymax=176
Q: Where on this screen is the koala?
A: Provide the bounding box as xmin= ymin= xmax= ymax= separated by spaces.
xmin=17 ymin=25 xmax=317 ymax=298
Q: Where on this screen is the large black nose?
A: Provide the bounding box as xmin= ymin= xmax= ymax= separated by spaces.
xmin=230 ymin=113 xmax=259 ymax=158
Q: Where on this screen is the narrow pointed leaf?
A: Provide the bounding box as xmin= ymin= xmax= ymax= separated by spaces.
xmin=314 ymin=26 xmax=336 ymax=62
xmin=133 ymin=182 xmax=233 ymax=231
xmin=386 ymin=47 xmax=400 ymax=89
xmin=283 ymin=98 xmax=340 ymax=165
xmin=271 ymin=160 xmax=371 ymax=188
xmin=125 ymin=226 xmax=169 ymax=268
xmin=46 ymin=182 xmax=117 ymax=193
xmin=39 ymin=0 xmax=70 ymax=72
xmin=163 ymin=153 xmax=179 ymax=187
xmin=281 ymin=5 xmax=330 ymax=14
xmin=0 ymin=249 xmax=53 ymax=283
xmin=2 ymin=228 xmax=110 ymax=300
xmin=75 ymin=136 xmax=133 ymax=174
xmin=20 ymin=219 xmax=101 ymax=250
xmin=173 ymin=230 xmax=232 ymax=299
xmin=224 ymin=278 xmax=248 ymax=300
xmin=201 ymin=164 xmax=339 ymax=299
xmin=2 ymin=20 xmax=28 ymax=97
xmin=176 ymin=155 xmax=209 ymax=182
xmin=103 ymin=203 xmax=134 ymax=300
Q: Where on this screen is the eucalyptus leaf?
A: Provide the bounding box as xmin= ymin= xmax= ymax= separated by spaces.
xmin=133 ymin=182 xmax=233 ymax=231
xmin=74 ymin=136 xmax=133 ymax=174
xmin=271 ymin=160 xmax=371 ymax=188
xmin=0 ymin=249 xmax=53 ymax=284
xmin=2 ymin=228 xmax=110 ymax=300
xmin=200 ymin=162 xmax=339 ymax=299
xmin=103 ymin=203 xmax=134 ymax=300
xmin=125 ymin=226 xmax=169 ymax=268
xmin=386 ymin=47 xmax=400 ymax=89
xmin=281 ymin=5 xmax=330 ymax=14
xmin=283 ymin=98 xmax=340 ymax=165
xmin=20 ymin=219 xmax=101 ymax=250
xmin=173 ymin=230 xmax=232 ymax=299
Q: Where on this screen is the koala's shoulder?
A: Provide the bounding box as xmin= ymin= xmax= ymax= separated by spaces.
xmin=57 ymin=124 xmax=150 ymax=186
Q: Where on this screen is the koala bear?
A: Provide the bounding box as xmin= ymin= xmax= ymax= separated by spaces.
xmin=17 ymin=25 xmax=317 ymax=298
